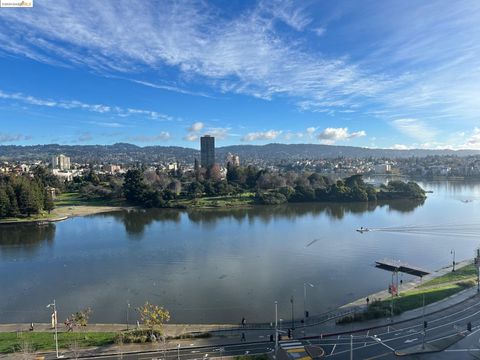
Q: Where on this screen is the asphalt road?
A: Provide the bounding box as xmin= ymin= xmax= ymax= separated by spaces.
xmin=56 ymin=341 xmax=274 ymax=360
xmin=42 ymin=294 xmax=480 ymax=359
xmin=303 ymin=293 xmax=480 ymax=359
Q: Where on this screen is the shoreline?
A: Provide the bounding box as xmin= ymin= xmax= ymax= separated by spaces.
xmin=0 ymin=260 xmax=471 ymax=332
xmin=0 ymin=195 xmax=426 ymax=225
xmin=340 ymin=259 xmax=471 ymax=309
xmin=0 ymin=205 xmax=135 ymax=226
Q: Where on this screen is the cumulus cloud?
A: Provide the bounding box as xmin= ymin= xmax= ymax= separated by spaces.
xmin=129 ymin=131 xmax=171 ymax=142
xmin=317 ymin=127 xmax=366 ymax=144
xmin=188 ymin=122 xmax=205 ymax=133
xmin=242 ymin=130 xmax=281 ymax=142
xmin=0 ymin=133 xmax=31 ymax=143
xmin=183 ymin=133 xmax=199 ymax=142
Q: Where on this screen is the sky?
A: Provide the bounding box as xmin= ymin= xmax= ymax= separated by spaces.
xmin=0 ymin=0 xmax=479 ymax=150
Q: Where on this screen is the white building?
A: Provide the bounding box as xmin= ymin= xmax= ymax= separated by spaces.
xmin=51 ymin=154 xmax=71 ymax=170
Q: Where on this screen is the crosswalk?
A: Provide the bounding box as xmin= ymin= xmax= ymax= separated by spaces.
xmin=278 ymin=341 xmax=313 ymax=360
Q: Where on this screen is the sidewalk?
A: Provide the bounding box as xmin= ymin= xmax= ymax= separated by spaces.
xmin=341 ymin=259 xmax=471 ymax=308
xmin=304 ymin=284 xmax=479 ymax=337
xmin=0 ymin=323 xmax=238 ymax=336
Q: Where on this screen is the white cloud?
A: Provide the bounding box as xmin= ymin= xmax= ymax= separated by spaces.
xmin=392 ymin=144 xmax=410 ymax=150
xmin=312 ymin=27 xmax=326 ymax=37
xmin=0 ymin=89 xmax=173 ymax=121
xmin=129 ymin=131 xmax=171 ymax=142
xmin=0 ymin=2 xmax=390 ymax=114
xmin=188 ymin=122 xmax=205 ymax=133
xmin=183 ymin=133 xmax=199 ymax=142
xmin=317 ymin=127 xmax=366 ymax=144
xmin=465 ymin=128 xmax=480 ymax=149
xmin=206 ymin=127 xmax=230 ymax=140
xmin=242 ymin=130 xmax=281 ymax=142
xmin=0 ymin=0 xmax=479 ymax=138
xmin=391 ymin=118 xmax=438 ymax=142
xmin=0 ymin=133 xmax=30 ymax=143
xmin=283 ymin=132 xmax=304 ymax=141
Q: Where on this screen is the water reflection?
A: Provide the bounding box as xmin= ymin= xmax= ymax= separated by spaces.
xmin=109 ymin=199 xmax=425 ymax=233
xmin=0 ymin=223 xmax=55 ymax=257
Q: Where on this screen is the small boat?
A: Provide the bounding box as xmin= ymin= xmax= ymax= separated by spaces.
xmin=461 ymin=200 xmax=473 ymax=203
xmin=356 ymin=227 xmax=370 ymax=233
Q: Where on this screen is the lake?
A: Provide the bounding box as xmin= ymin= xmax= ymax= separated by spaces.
xmin=1 ymin=181 xmax=480 ymax=325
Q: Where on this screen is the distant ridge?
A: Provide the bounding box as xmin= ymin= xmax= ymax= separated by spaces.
xmin=0 ymin=143 xmax=479 ymax=163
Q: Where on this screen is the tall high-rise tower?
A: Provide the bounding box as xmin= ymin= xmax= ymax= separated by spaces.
xmin=200 ymin=135 xmax=215 ymax=168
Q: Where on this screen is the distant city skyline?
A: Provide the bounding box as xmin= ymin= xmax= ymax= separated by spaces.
xmin=0 ymin=1 xmax=480 ymax=150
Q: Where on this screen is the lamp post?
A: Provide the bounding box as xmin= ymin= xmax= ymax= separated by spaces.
xmin=451 ymin=249 xmax=456 ymax=272
xmin=274 ymin=301 xmax=278 ymax=356
xmin=46 ymin=300 xmax=61 ymax=358
xmin=290 ymin=295 xmax=295 ymax=333
xmin=126 ymin=301 xmax=130 ymax=330
xmin=303 ymin=282 xmax=314 ymax=325
xmin=350 ymin=334 xmax=353 ymax=360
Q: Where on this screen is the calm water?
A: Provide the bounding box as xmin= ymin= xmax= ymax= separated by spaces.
xmin=1 ymin=181 xmax=480 ymax=325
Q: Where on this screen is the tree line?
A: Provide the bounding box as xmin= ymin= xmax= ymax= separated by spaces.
xmin=0 ymin=168 xmax=55 ymax=218
xmin=121 ymin=165 xmax=426 ymax=208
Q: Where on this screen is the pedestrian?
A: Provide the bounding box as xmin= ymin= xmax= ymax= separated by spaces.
xmin=241 ymin=317 xmax=246 ymax=327
xmin=29 ymin=323 xmax=34 ymax=331
xmin=366 ymin=297 xmax=370 ymax=306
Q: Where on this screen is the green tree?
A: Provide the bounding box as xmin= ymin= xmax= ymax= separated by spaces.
xmin=44 ymin=190 xmax=55 ymax=214
xmin=123 ymin=169 xmax=149 ymax=204
xmin=0 ymin=186 xmax=11 ymax=218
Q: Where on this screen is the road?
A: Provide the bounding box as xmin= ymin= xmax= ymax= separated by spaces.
xmin=301 ymin=293 xmax=480 ymax=359
xmin=46 ymin=341 xmax=274 ymax=360
xmin=42 ymin=294 xmax=480 ymax=359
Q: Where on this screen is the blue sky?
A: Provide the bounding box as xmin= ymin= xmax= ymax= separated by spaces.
xmin=0 ymin=0 xmax=479 ymax=149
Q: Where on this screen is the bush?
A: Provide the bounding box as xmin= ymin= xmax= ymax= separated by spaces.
xmin=256 ymin=191 xmax=287 ymax=205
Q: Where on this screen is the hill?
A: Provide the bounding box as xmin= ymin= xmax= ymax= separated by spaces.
xmin=0 ymin=143 xmax=478 ymax=163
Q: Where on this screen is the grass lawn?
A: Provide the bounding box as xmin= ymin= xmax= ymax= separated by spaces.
xmin=173 ymin=193 xmax=256 ymax=208
xmin=338 ymin=265 xmax=477 ymax=325
xmin=391 ymin=280 xmax=474 ymax=313
xmin=0 ymin=331 xmax=116 ymax=354
xmin=420 ymin=264 xmax=477 ymax=287
xmin=54 ymin=192 xmax=124 ymax=207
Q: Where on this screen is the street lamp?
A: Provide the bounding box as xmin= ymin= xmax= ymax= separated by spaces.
xmin=451 ymin=249 xmax=456 ymax=272
xmin=274 ymin=301 xmax=278 ymax=357
xmin=303 ymin=282 xmax=314 ymax=325
xmin=290 ymin=295 xmax=295 ymax=333
xmin=126 ymin=301 xmax=131 ymax=331
xmin=46 ymin=300 xmax=62 ymax=358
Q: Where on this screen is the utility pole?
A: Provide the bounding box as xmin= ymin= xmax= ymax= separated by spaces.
xmin=126 ymin=301 xmax=130 ymax=331
xmin=290 ymin=295 xmax=295 ymax=334
xmin=303 ymin=283 xmax=314 ymax=326
xmin=46 ymin=299 xmax=60 ymax=359
xmin=275 ymin=301 xmax=278 ymax=356
xmin=477 ymin=249 xmax=480 ymax=293
xmin=350 ymin=334 xmax=353 ymax=360
xmin=451 ymin=249 xmax=456 ymax=272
